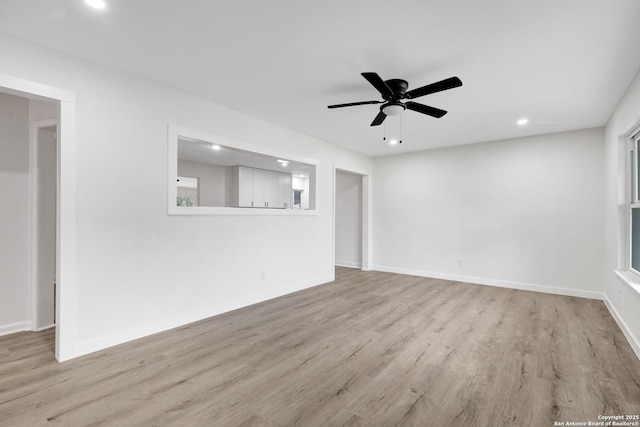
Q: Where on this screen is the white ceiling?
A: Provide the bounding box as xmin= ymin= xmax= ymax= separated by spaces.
xmin=178 ymin=138 xmax=315 ymax=178
xmin=1 ymin=0 xmax=639 ymax=156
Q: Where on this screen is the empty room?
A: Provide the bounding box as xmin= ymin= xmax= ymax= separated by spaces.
xmin=1 ymin=1 xmax=639 ymax=426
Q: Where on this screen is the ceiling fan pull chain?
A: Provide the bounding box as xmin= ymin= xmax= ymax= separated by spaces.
xmin=383 ymin=119 xmax=387 ymax=142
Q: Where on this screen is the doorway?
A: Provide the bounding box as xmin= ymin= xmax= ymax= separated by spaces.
xmin=32 ymin=121 xmax=57 ymax=330
xmin=334 ymin=167 xmax=371 ymax=270
xmin=0 ymin=72 xmax=76 ymax=361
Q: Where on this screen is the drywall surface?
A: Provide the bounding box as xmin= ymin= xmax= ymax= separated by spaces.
xmin=373 ymin=128 xmax=604 ymax=298
xmin=36 ymin=127 xmax=56 ymax=329
xmin=177 ymin=159 xmax=227 ymax=207
xmin=0 ymin=34 xmax=372 ymax=358
xmin=0 ymin=91 xmax=30 ymax=334
xmin=603 ymin=67 xmax=640 ymax=356
xmin=335 ymin=171 xmax=362 ymax=268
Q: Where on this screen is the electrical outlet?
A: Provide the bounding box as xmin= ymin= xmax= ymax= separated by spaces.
xmin=456 ymin=259 xmax=463 ymax=268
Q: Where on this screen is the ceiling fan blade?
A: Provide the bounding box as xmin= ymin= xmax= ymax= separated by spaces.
xmin=405 ymin=76 xmax=462 ymax=99
xmin=370 ymin=110 xmax=387 ymax=126
xmin=406 ymin=101 xmax=447 ymax=118
xmin=327 ymin=100 xmax=383 ymax=109
xmin=361 ymin=72 xmax=393 ymax=98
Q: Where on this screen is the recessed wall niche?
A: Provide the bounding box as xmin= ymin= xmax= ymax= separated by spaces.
xmin=168 ymin=125 xmax=318 ymax=215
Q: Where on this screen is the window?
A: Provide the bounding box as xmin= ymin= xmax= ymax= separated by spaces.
xmin=629 ymin=129 xmax=640 ymax=274
xmin=176 ymin=176 xmax=199 ymax=206
xmin=167 ymin=125 xmax=318 ymax=215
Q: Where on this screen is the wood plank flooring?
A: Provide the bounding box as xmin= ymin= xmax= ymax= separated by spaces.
xmin=1 ymin=267 xmax=639 ymax=426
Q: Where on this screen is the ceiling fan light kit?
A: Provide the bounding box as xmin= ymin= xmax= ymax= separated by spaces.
xmin=382 ymin=103 xmax=405 ymax=116
xmin=328 ymin=72 xmax=463 ymax=142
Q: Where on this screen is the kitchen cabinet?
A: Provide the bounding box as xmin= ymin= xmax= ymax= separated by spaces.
xmin=231 ymin=166 xmax=292 ymax=208
xmin=253 ymin=168 xmax=279 ymax=207
xmin=230 ymin=165 xmax=254 ymax=207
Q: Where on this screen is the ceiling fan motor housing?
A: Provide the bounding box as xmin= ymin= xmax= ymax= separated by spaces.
xmin=381 ymin=79 xmax=409 ymax=115
xmin=384 ymin=79 xmax=409 ymax=98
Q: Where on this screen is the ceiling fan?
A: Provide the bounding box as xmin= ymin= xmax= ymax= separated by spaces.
xmin=328 ymin=72 xmax=462 ymax=126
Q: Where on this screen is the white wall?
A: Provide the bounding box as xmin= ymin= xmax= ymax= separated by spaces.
xmin=373 ymin=128 xmax=604 ymax=298
xmin=0 ymin=34 xmax=372 ymax=359
xmin=29 ymin=99 xmax=57 ymax=122
xmin=0 ymin=91 xmax=30 ymax=334
xmin=335 ymin=171 xmax=362 ymax=268
xmin=36 ymin=126 xmax=57 ymax=329
xmin=177 ymin=159 xmax=227 ymax=207
xmin=603 ymin=67 xmax=640 ymax=356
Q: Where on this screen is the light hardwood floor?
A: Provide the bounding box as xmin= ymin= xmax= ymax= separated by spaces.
xmin=1 ymin=268 xmax=639 ymax=426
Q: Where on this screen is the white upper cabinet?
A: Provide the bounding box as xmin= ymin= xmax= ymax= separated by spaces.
xmin=231 ymin=166 xmax=292 ymax=208
xmin=230 ymin=166 xmax=253 ymax=207
xmin=253 ymin=168 xmax=279 ymax=208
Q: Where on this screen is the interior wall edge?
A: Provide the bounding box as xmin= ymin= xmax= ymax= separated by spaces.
xmin=373 ymin=265 xmax=604 ymax=301
xmin=602 ymin=295 xmax=640 ymax=360
xmin=66 ymin=274 xmax=333 ymax=360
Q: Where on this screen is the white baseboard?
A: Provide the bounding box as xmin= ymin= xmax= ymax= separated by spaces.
xmin=68 ymin=275 xmax=333 ymax=360
xmin=373 ymin=265 xmax=604 ymax=300
xmin=603 ymin=295 xmax=640 ymax=360
xmin=35 ymin=324 xmax=55 ymax=332
xmin=335 ymin=260 xmax=362 ymax=269
xmin=0 ymin=321 xmax=31 ymax=337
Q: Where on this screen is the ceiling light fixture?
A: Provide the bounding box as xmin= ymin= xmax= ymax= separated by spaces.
xmin=84 ymin=0 xmax=106 ymax=9
xmin=382 ymin=103 xmax=406 ymax=116
xmin=517 ymin=118 xmax=529 ymax=126
xmin=277 ymin=159 xmax=289 ymax=167
xmin=211 ymin=144 xmax=221 ymax=151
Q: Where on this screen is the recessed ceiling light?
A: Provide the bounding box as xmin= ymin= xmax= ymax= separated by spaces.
xmin=388 ymin=139 xmax=399 ymax=146
xmin=517 ymin=118 xmax=529 ymax=126
xmin=211 ymin=144 xmax=221 ymax=151
xmin=84 ymin=0 xmax=106 ymax=9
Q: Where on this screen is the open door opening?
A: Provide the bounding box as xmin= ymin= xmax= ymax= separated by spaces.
xmin=0 ymin=72 xmax=75 ymax=362
xmin=0 ymin=93 xmax=57 ymax=347
xmin=334 ymin=168 xmax=371 ymax=271
xmin=34 ymin=122 xmax=58 ymax=330
xmin=335 ymin=170 xmax=363 ymax=268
